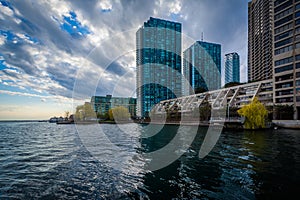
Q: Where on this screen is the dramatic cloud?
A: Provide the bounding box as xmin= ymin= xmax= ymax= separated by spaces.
xmin=0 ymin=0 xmax=249 ymax=106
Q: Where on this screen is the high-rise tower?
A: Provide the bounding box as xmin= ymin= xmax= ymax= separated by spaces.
xmin=183 ymin=41 xmax=221 ymax=95
xmin=248 ymin=0 xmax=273 ymax=81
xmin=136 ymin=17 xmax=182 ymax=117
xmin=273 ymin=0 xmax=300 ymax=119
xmin=225 ymin=52 xmax=240 ymax=84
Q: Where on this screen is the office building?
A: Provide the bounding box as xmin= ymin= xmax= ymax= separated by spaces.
xmin=183 ymin=41 xmax=221 ymax=95
xmin=91 ymin=95 xmax=137 ymax=117
xmin=273 ymin=0 xmax=300 ymax=119
xmin=225 ymin=52 xmax=240 ymax=84
xmin=136 ymin=17 xmax=182 ymax=117
xmin=248 ymin=0 xmax=273 ymax=81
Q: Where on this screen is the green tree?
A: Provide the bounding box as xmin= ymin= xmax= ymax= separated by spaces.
xmin=224 ymin=82 xmax=243 ymax=88
xmin=108 ymin=106 xmax=130 ymax=121
xmin=238 ymin=97 xmax=268 ymax=129
xmin=195 ymin=87 xmax=208 ymax=94
xmin=199 ymin=101 xmax=211 ymax=121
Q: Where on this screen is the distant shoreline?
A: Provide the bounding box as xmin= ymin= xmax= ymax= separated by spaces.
xmin=0 ymin=120 xmax=48 ymax=123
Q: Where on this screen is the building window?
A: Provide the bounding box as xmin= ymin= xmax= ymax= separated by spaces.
xmin=275 ymin=0 xmax=287 ymax=6
xmin=275 ymin=45 xmax=293 ymax=55
xmin=274 ymin=0 xmax=293 ymax=13
xmin=296 ymin=11 xmax=300 ymax=18
xmin=275 ymin=64 xmax=293 ymax=73
xmin=276 ymin=89 xmax=293 ymax=96
xmin=274 ymin=7 xmax=293 ymax=20
xmin=275 ymin=56 xmax=293 ymax=66
xmin=276 ymin=81 xmax=293 ymax=89
xmin=274 ymin=14 xmax=293 ymax=27
xmin=275 ymin=22 xmax=293 ymax=34
xmin=275 ymin=37 xmax=293 ymax=48
xmin=275 ymin=73 xmax=293 ymax=81
xmin=275 ymin=30 xmax=293 ymax=41
xmin=295 ymin=18 xmax=300 ymax=25
xmin=276 ymin=97 xmax=293 ymax=103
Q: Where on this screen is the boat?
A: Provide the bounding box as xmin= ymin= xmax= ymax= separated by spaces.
xmin=49 ymin=117 xmax=58 ymax=123
xmin=56 ymin=120 xmax=74 ymax=124
xmin=56 ymin=114 xmax=74 ymax=125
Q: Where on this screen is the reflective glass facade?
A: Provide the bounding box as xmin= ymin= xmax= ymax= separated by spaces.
xmin=183 ymin=41 xmax=221 ymax=95
xmin=225 ymin=52 xmax=240 ymax=84
xmin=136 ymin=17 xmax=182 ymax=117
xmin=91 ymin=95 xmax=136 ymax=117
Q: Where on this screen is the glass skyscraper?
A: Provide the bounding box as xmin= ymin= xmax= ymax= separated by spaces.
xmin=225 ymin=52 xmax=240 ymax=84
xmin=183 ymin=41 xmax=221 ymax=95
xmin=136 ymin=17 xmax=182 ymax=117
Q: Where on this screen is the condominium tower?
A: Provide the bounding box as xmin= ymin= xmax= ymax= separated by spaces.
xmin=225 ymin=52 xmax=240 ymax=84
xmin=136 ymin=17 xmax=182 ymax=117
xmin=183 ymin=41 xmax=221 ymax=95
xmin=248 ymin=0 xmax=273 ymax=81
xmin=273 ymin=0 xmax=300 ymax=119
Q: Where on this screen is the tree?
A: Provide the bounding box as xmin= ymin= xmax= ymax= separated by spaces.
xmin=195 ymin=87 xmax=208 ymax=94
xmin=199 ymin=100 xmax=211 ymax=121
xmin=108 ymin=106 xmax=130 ymax=121
xmin=74 ymin=103 xmax=96 ymax=121
xmin=224 ymin=82 xmax=243 ymax=88
xmin=74 ymin=105 xmax=84 ymax=120
xmin=238 ymin=97 xmax=268 ymax=129
xmin=64 ymin=111 xmax=70 ymax=118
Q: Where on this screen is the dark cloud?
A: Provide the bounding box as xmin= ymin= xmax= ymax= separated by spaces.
xmin=47 ymin=62 xmax=76 ymax=91
xmin=0 ymin=42 xmax=38 ymax=76
xmin=106 ymin=61 xmax=126 ymax=76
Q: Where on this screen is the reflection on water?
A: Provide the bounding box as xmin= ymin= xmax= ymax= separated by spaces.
xmin=0 ymin=122 xmax=299 ymax=199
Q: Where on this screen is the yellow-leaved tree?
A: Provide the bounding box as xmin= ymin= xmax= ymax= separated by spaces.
xmin=237 ymin=97 xmax=268 ymax=129
xmin=108 ymin=106 xmax=130 ymax=121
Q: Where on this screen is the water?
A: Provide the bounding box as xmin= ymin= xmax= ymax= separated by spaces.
xmin=0 ymin=122 xmax=299 ymax=199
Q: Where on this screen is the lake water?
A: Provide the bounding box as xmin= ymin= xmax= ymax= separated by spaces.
xmin=0 ymin=121 xmax=299 ymax=199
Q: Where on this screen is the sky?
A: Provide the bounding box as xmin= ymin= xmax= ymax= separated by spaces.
xmin=0 ymin=0 xmax=249 ymax=120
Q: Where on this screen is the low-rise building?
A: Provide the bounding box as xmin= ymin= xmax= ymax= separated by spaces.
xmin=91 ymin=95 xmax=137 ymax=117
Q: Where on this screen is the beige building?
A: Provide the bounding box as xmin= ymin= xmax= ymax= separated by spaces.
xmin=248 ymin=0 xmax=273 ymax=81
xmin=273 ymin=0 xmax=300 ymax=119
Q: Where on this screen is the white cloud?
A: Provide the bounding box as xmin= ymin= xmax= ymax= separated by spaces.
xmin=0 ymin=35 xmax=5 ymax=45
xmin=168 ymin=0 xmax=182 ymax=14
xmin=98 ymin=0 xmax=113 ymax=11
xmin=0 ymin=0 xmax=249 ymax=106
xmin=0 ymin=4 xmax=14 ymax=17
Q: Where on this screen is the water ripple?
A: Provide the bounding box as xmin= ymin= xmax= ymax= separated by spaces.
xmin=0 ymin=122 xmax=300 ymax=199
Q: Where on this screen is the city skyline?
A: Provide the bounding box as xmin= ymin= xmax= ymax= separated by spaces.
xmin=0 ymin=0 xmax=249 ymax=119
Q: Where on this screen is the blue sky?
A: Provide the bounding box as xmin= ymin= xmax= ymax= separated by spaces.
xmin=0 ymin=0 xmax=249 ymax=119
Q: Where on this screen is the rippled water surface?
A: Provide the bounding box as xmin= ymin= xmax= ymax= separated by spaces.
xmin=0 ymin=121 xmax=299 ymax=199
